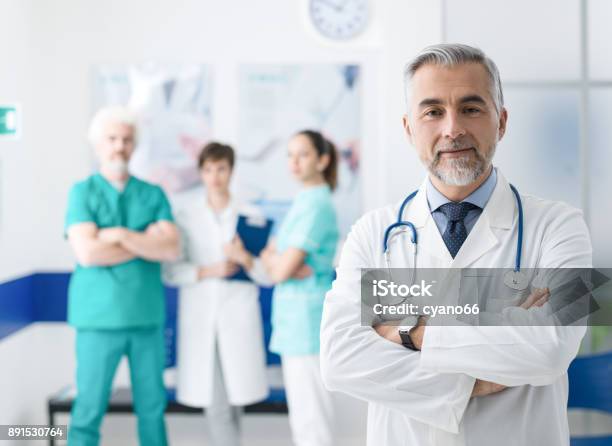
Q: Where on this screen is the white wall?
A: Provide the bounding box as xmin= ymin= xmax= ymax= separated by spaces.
xmin=378 ymin=1 xmax=443 ymax=204
xmin=0 ymin=0 xmax=444 ymax=436
xmin=0 ymin=0 xmax=443 ymax=280
xmin=0 ymin=323 xmax=75 ymax=445
xmin=0 ymin=0 xmax=38 ymax=281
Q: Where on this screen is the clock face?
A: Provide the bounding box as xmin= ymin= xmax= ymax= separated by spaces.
xmin=309 ymin=0 xmax=369 ymax=40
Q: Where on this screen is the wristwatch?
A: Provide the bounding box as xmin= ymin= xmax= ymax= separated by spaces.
xmin=398 ymin=326 xmax=420 ymax=351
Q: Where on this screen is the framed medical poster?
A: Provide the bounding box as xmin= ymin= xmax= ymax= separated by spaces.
xmin=237 ymin=64 xmax=361 ymax=237
xmin=92 ymin=64 xmax=213 ymax=193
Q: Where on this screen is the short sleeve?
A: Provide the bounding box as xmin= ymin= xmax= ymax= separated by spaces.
xmin=65 ymin=183 xmax=94 ymax=233
xmin=285 ymin=203 xmax=330 ymax=253
xmin=154 ymin=187 xmax=175 ymax=222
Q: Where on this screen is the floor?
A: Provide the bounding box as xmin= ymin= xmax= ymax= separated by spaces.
xmin=48 ymin=408 xmax=612 ymax=445
xmin=51 ymin=412 xmax=366 ymax=446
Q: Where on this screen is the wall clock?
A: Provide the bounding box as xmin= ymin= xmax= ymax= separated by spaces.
xmin=308 ymin=0 xmax=370 ymax=40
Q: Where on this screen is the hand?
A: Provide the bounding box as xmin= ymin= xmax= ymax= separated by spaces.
xmin=292 ymin=264 xmax=313 ymax=280
xmin=145 ymin=222 xmax=164 ymax=236
xmin=519 ymin=287 xmax=550 ymax=309
xmin=98 ymin=227 xmax=128 ymax=244
xmin=373 ymin=324 xmax=402 ymax=344
xmin=373 ymin=315 xmax=427 ymax=347
xmin=199 ymin=261 xmax=240 ymax=279
xmin=407 ymin=316 xmax=427 ymax=350
xmin=260 ymin=243 xmax=277 ymax=266
xmin=471 ymin=379 xmax=507 ymax=397
xmin=223 ymin=236 xmax=251 ymax=267
xmin=264 ymin=238 xmax=277 ymax=253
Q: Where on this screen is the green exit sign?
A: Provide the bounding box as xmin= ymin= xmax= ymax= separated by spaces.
xmin=0 ymin=105 xmax=19 ymax=138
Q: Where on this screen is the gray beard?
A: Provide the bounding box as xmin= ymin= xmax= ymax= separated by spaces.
xmin=429 ymin=145 xmax=495 ymax=186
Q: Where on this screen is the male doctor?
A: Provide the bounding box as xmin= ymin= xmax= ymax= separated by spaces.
xmin=320 ymin=44 xmax=592 ymax=445
xmin=66 ymin=106 xmax=179 ymax=445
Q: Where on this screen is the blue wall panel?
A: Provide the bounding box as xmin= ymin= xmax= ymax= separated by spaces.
xmin=31 ymin=273 xmax=70 ymax=321
xmin=0 ymin=275 xmax=35 ymax=339
xmin=0 ymin=273 xmax=280 ymax=366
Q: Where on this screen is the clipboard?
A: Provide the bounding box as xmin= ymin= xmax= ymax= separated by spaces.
xmin=228 ymin=214 xmax=273 ymax=281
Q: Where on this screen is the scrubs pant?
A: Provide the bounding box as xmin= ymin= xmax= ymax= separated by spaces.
xmin=68 ymin=327 xmax=168 ymax=446
xmin=281 ymin=355 xmax=334 ymax=446
xmin=206 ymin=341 xmax=242 ymax=446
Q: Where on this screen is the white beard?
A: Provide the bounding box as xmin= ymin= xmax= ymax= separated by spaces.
xmin=105 ymin=159 xmax=129 ymax=176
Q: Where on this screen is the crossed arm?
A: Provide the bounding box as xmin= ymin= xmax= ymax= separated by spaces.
xmin=224 ymin=237 xmax=312 ymax=284
xmin=259 ymin=244 xmax=309 ymax=283
xmin=320 ymin=207 xmax=591 ymax=432
xmin=67 ymin=221 xmax=180 ymax=267
xmin=374 ymin=205 xmax=592 ymax=391
xmin=374 ymin=287 xmax=551 ymax=397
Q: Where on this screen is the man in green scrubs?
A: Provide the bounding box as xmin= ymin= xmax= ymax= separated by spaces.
xmin=64 ymin=106 xmax=180 ymax=446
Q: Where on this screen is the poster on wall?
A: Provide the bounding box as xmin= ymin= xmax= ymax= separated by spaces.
xmin=237 ymin=64 xmax=361 ymax=237
xmin=92 ymin=64 xmax=213 ymax=193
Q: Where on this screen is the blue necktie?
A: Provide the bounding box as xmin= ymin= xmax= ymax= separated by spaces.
xmin=438 ymin=202 xmax=479 ymax=258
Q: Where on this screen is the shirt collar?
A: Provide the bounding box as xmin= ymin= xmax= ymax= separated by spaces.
xmin=426 ymin=167 xmax=497 ymax=212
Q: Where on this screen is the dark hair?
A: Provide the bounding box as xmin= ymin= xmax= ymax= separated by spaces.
xmin=197 ymin=142 xmax=235 ymax=169
xmin=295 ymin=129 xmax=338 ymax=191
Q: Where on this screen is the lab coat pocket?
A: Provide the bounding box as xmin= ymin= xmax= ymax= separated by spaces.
xmin=474 ymin=269 xmax=535 ymax=314
xmin=484 ymin=289 xmax=525 ymax=313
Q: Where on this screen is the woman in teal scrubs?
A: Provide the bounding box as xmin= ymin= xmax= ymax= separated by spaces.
xmin=228 ymin=130 xmax=339 ymax=446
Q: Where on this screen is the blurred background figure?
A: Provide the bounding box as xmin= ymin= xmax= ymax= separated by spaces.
xmin=163 ymin=142 xmax=271 ymax=446
xmin=64 ymin=106 xmax=180 ymax=446
xmin=238 ymin=130 xmax=340 ymax=446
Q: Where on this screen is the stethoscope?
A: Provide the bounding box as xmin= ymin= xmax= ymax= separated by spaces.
xmin=382 ymin=184 xmax=529 ymax=294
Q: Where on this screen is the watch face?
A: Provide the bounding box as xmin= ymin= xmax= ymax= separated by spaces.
xmin=309 ymin=0 xmax=369 ymax=40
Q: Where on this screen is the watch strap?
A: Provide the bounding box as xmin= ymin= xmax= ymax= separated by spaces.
xmin=399 ymin=327 xmax=419 ymax=351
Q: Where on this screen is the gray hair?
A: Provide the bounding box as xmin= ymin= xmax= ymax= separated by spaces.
xmin=404 ymin=43 xmax=504 ymax=114
xmin=88 ymin=106 xmax=138 ymax=145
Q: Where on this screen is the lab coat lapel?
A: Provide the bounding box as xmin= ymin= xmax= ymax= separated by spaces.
xmin=201 ymin=197 xmax=229 ymax=261
xmin=451 ymin=211 xmax=499 ymax=269
xmin=203 ymin=195 xmax=236 ymax=229
xmin=451 ymin=170 xmax=515 ymax=269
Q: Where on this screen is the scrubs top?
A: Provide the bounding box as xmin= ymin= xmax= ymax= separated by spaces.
xmin=270 ymin=184 xmax=339 ymax=356
xmin=64 ymin=174 xmax=174 ymax=329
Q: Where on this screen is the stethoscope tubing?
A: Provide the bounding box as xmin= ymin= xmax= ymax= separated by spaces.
xmin=383 ymin=184 xmax=523 ymax=272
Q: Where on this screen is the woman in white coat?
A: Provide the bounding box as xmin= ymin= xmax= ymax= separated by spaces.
xmin=163 ymin=142 xmax=269 ymax=446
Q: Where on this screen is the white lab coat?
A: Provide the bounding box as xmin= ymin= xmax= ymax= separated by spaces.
xmin=164 ymin=190 xmax=269 ymax=408
xmin=320 ymin=171 xmax=592 ymax=446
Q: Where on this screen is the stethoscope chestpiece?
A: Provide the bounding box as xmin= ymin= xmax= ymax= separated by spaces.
xmin=503 ymin=270 xmax=529 ymax=291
